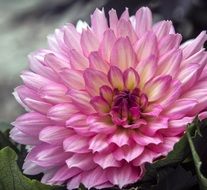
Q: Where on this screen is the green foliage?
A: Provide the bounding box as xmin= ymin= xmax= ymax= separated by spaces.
xmin=187 ymin=119 xmax=207 ymax=190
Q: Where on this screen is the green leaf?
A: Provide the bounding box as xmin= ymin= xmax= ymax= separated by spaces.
xmin=0 ymin=147 xmax=62 ymax=190
xmin=187 ymin=119 xmax=207 ymax=190
xmin=151 ymin=165 xmax=197 ymax=190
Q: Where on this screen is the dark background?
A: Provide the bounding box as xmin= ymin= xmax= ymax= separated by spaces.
xmin=0 ymin=0 xmax=206 ymax=123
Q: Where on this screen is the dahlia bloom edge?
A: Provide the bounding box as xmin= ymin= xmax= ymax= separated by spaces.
xmin=10 ymin=6 xmax=207 ymax=189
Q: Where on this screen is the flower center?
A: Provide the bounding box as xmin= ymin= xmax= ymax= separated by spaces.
xmin=110 ymin=88 xmax=148 ymax=126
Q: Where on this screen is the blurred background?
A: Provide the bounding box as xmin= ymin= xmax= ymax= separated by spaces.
xmin=0 ymin=0 xmax=206 ymax=123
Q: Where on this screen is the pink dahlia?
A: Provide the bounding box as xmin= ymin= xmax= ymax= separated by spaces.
xmin=10 ymin=7 xmax=207 ymax=189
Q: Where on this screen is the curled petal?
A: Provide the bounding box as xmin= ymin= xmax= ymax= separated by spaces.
xmin=108 ymin=66 xmax=124 ymax=90
xmin=90 ymin=96 xmax=110 ymax=113
xmin=100 ymin=85 xmax=113 ymax=104
xmin=123 ymin=67 xmax=140 ymax=90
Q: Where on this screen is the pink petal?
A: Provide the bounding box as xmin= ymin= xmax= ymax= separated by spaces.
xmin=94 ymin=153 xmax=120 ymax=169
xmin=28 ymin=144 xmax=70 ymax=167
xmin=123 ymin=67 xmax=140 ymax=90
xmin=157 ymin=80 xmax=182 ymax=108
xmin=182 ymin=49 xmax=205 ymax=66
xmin=87 ymin=114 xmax=117 ymax=134
xmin=176 ymin=63 xmax=200 ymax=91
xmin=100 ymin=85 xmax=113 ymax=104
xmin=164 ymin=98 xmax=198 ymax=119
xmin=149 ymin=137 xmax=179 ymax=155
xmin=120 ymin=8 xmax=130 ymax=21
xmin=143 ymin=76 xmax=172 ymax=102
xmin=136 ymin=55 xmax=158 ymax=89
xmin=107 ymin=165 xmax=140 ymax=188
xmin=21 ymin=71 xmax=54 ymax=90
xmin=63 ymin=23 xmax=81 ymax=52
xmin=133 ymin=148 xmax=160 ymax=166
xmin=23 ymin=159 xmax=44 ymax=175
xmin=158 ymin=34 xmax=182 ymax=56
xmin=59 ymin=69 xmax=85 ymax=90
xmin=23 ymin=98 xmax=52 ymax=114
xmin=99 ymin=29 xmax=116 ymax=62
xmin=84 ymin=68 xmax=108 ymax=95
xmin=47 ymin=103 xmax=78 ymax=122
xmin=132 ymin=131 xmax=163 ymax=146
xmin=66 ymin=114 xmax=92 ymax=136
xmin=28 ymin=52 xmax=58 ymax=81
xmin=12 ymin=112 xmax=51 ymax=136
xmin=135 ymin=32 xmax=158 ymax=61
xmin=67 ymin=174 xmax=82 ymax=190
xmin=69 ymin=49 xmax=89 ymax=70
xmin=116 ymin=19 xmax=137 ymax=43
xmin=110 ymin=37 xmax=137 ymax=71
xmin=66 ymin=153 xmax=95 ymax=170
xmin=91 ymin=8 xmax=108 ymax=41
xmin=139 ymin=118 xmax=168 ymax=136
xmin=109 ymin=9 xmax=118 ymax=32
xmin=156 ymin=49 xmax=182 ymax=77
xmin=63 ymin=135 xmax=89 ymax=153
xmin=108 ymin=66 xmax=124 ymax=90
xmin=135 ymin=7 xmax=152 ymax=38
xmin=90 ymin=96 xmax=110 ymax=113
xmin=44 ymin=53 xmax=70 ymax=73
xmin=49 ymin=165 xmax=81 ymax=183
xmin=81 ymin=28 xmax=99 ymax=57
xmin=109 ymin=130 xmax=129 ymax=147
xmin=10 ymin=127 xmax=40 ymax=145
xmin=114 ymin=144 xmax=144 ymax=162
xmin=68 ymin=89 xmax=94 ymax=113
xmin=153 ymin=20 xmax=173 ymax=40
xmin=181 ymin=31 xmax=207 ymax=59
xmin=89 ymin=51 xmax=109 ymax=73
xmin=39 ymin=126 xmax=73 ymax=145
xmin=81 ymin=167 xmax=108 ymax=189
xmin=89 ymin=134 xmax=108 ymax=153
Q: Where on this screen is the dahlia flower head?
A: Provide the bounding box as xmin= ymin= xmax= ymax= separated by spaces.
xmin=11 ymin=7 xmax=207 ymax=189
